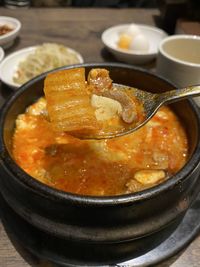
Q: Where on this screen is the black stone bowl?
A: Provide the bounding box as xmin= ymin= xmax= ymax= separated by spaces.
xmin=0 ymin=63 xmax=200 ymax=266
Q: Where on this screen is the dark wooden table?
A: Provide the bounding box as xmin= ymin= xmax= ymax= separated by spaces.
xmin=0 ymin=7 xmax=200 ymax=267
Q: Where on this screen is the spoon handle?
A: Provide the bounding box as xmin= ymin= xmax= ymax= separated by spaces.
xmin=159 ymin=85 xmax=200 ymax=104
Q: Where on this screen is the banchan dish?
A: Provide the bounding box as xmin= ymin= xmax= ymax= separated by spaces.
xmin=0 ymin=63 xmax=200 ymax=265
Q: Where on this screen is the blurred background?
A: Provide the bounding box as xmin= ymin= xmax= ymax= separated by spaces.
xmin=0 ymin=0 xmax=199 ymax=35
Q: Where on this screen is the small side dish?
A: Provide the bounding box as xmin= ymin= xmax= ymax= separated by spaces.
xmin=12 ymin=67 xmax=188 ymax=196
xmin=0 ymin=16 xmax=21 ymax=49
xmin=0 ymin=43 xmax=84 ymax=89
xmin=102 ymin=24 xmax=168 ymax=64
xmin=13 ymin=43 xmax=84 ymax=85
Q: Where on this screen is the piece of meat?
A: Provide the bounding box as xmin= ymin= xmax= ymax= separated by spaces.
xmin=87 ymin=68 xmax=112 ymax=93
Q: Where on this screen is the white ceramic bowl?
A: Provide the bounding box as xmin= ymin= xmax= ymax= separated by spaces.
xmin=102 ymin=24 xmax=168 ymax=65
xmin=0 ymin=47 xmax=4 ymax=63
xmin=0 ymin=16 xmax=21 ymax=49
xmin=0 ymin=45 xmax=84 ymax=89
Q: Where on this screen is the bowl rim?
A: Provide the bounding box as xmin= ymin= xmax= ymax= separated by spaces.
xmin=0 ymin=16 xmax=21 ymax=41
xmin=0 ymin=46 xmax=4 ymax=62
xmin=102 ymin=24 xmax=168 ymax=56
xmin=158 ymin=34 xmax=200 ymax=68
xmin=1 ymin=62 xmax=200 ymax=206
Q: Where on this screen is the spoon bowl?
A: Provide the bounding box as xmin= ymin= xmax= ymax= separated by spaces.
xmin=85 ymin=84 xmax=200 ymax=139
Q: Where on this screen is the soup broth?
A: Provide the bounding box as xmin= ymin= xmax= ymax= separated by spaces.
xmin=12 ymin=98 xmax=188 ymax=196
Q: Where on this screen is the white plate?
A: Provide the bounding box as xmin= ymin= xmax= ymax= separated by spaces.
xmin=0 ymin=16 xmax=21 ymax=49
xmin=0 ymin=45 xmax=84 ymax=89
xmin=102 ymin=24 xmax=168 ymax=65
xmin=0 ymin=47 xmax=4 ymax=63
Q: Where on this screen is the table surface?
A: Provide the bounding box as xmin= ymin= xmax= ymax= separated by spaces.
xmin=0 ymin=7 xmax=200 ymax=267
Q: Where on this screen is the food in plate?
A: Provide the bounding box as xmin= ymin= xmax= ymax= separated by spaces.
xmin=0 ymin=24 xmax=13 ymax=36
xmin=12 ymin=68 xmax=188 ymax=196
xmin=117 ymin=23 xmax=149 ymax=52
xmin=13 ymin=43 xmax=83 ymax=85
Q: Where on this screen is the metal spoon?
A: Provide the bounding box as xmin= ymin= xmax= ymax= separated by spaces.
xmin=82 ymin=84 xmax=200 ymax=140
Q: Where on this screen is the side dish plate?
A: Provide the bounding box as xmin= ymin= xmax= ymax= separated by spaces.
xmin=102 ymin=24 xmax=168 ymax=65
xmin=0 ymin=45 xmax=84 ymax=89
